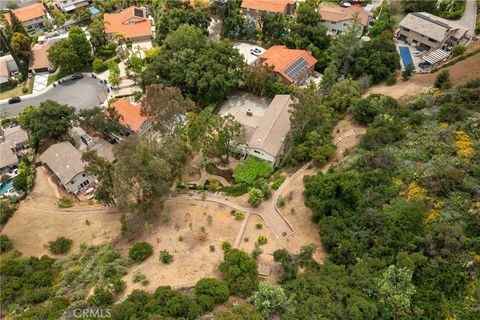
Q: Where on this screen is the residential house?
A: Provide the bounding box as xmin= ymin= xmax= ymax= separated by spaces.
xmin=28 ymin=43 xmax=52 ymax=73
xmin=104 ymin=6 xmax=153 ymax=47
xmin=110 ymin=98 xmax=152 ymax=136
xmin=53 ymin=0 xmax=91 ymax=13
xmin=247 ymin=94 xmax=293 ymax=165
xmin=4 ymin=2 xmax=51 ymax=35
xmin=241 ymin=0 xmax=297 ymax=19
xmin=0 ymin=54 xmax=19 ymax=87
xmin=0 ymin=126 xmax=28 ymax=173
xmin=318 ymin=4 xmax=373 ymax=35
xmin=397 ymin=12 xmax=469 ymax=51
xmin=258 ymin=45 xmax=317 ymax=85
xmin=39 ymin=142 xmax=96 ymax=194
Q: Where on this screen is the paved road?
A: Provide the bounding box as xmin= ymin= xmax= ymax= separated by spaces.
xmin=457 ymin=0 xmax=477 ymax=37
xmin=0 ymin=77 xmax=108 ymax=117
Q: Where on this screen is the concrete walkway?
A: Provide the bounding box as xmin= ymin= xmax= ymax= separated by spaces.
xmin=32 ymin=72 xmax=49 ymax=93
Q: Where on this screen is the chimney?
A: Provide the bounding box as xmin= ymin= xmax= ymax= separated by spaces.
xmin=246 ymin=109 xmax=253 ymax=117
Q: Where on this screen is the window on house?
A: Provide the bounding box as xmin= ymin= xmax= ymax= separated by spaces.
xmin=428 ymin=38 xmax=437 ymax=43
xmin=331 ymin=21 xmax=336 ymax=24
xmin=403 ymin=27 xmax=410 ymax=32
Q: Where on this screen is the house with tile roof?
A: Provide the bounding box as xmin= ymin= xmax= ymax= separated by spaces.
xmin=39 ymin=142 xmax=96 ymax=194
xmin=397 ymin=12 xmax=469 ymax=51
xmin=318 ymin=4 xmax=373 ymax=36
xmin=258 ymin=45 xmax=317 ymax=85
xmin=3 ymin=2 xmax=51 ymax=35
xmin=241 ymin=0 xmax=297 ymax=19
xmin=104 ymin=6 xmax=153 ymax=43
xmin=29 ymin=43 xmax=52 ymax=72
xmin=110 ymin=98 xmax=152 ymax=136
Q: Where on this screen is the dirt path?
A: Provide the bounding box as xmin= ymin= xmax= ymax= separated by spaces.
xmin=367 ymin=42 xmax=480 ymax=102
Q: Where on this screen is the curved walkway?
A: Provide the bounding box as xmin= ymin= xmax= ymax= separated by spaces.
xmin=168 ymin=127 xmax=365 ymax=241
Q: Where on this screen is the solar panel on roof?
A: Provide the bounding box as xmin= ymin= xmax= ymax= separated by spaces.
xmin=134 ymin=8 xmax=144 ymax=18
xmin=284 ymin=58 xmax=308 ymax=80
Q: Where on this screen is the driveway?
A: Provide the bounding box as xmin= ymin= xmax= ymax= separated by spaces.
xmin=456 ymin=0 xmax=477 ymax=37
xmin=32 ymin=72 xmax=48 ymax=93
xmin=0 ymin=76 xmax=108 ymax=117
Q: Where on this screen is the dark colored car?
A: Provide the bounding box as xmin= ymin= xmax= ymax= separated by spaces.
xmin=8 ymin=96 xmax=21 ymax=104
xmin=70 ymin=73 xmax=84 ymax=80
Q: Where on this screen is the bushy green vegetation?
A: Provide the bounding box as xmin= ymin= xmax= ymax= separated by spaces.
xmin=48 ymin=236 xmax=73 ymax=254
xmin=128 ymin=241 xmax=153 ymax=263
xmin=159 ymin=249 xmax=174 ymax=264
xmin=219 ymin=248 xmax=258 ymax=298
xmin=288 ymin=82 xmax=480 ymax=319
xmin=233 ymin=157 xmax=272 ymax=184
xmin=0 ymin=198 xmax=19 ymax=225
xmin=0 ymin=234 xmax=13 ymax=253
xmin=58 ymin=196 xmax=74 ymax=208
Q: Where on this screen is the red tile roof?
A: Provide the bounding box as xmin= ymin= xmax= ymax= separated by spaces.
xmin=110 ymin=99 xmax=148 ymax=133
xmin=241 ymin=0 xmax=296 ymax=13
xmin=104 ymin=6 xmax=152 ymax=40
xmin=259 ymin=45 xmax=317 ymax=83
xmin=4 ymin=2 xmax=47 ymax=23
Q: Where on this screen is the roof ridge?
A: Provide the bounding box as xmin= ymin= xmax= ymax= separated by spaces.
xmin=253 ymin=95 xmax=291 ymax=148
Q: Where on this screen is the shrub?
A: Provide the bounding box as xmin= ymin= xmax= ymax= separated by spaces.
xmin=0 ymin=200 xmax=17 ymax=225
xmin=219 ymin=183 xmax=249 ymax=196
xmin=219 ymin=249 xmax=258 ymax=297
xmin=195 ymin=293 xmax=215 ymax=312
xmin=89 ymin=286 xmax=113 ymax=306
xmin=277 ymin=197 xmax=286 ymax=207
xmin=271 ymin=174 xmax=285 ymax=190
xmin=434 ymin=70 xmax=452 ymax=89
xmin=92 ymin=58 xmax=108 ymax=73
xmin=402 ymin=64 xmax=414 ymax=80
xmin=58 ymin=196 xmax=74 ymax=208
xmin=111 ymin=277 xmax=126 ymax=293
xmin=128 ymin=242 xmax=153 ymax=263
xmin=209 ymin=245 xmax=215 ymax=252
xmin=48 ymin=236 xmax=73 ymax=254
xmin=132 ymin=271 xmax=149 ymax=285
xmin=452 ymin=44 xmax=467 ymax=57
xmin=0 ymin=234 xmax=13 ymax=253
xmin=248 ymin=188 xmax=264 ymax=207
xmin=222 ymin=241 xmax=232 ymax=251
xmin=257 ymin=235 xmax=268 ymax=246
xmin=255 ymin=223 xmax=263 ymax=229
xmin=21 ymin=86 xmax=28 ymax=93
xmin=195 ymin=278 xmax=230 ymax=304
xmin=386 ymin=72 xmax=397 ymax=86
xmin=159 ymin=250 xmax=174 ymax=264
xmin=234 ymin=211 xmax=245 ymax=220
xmin=252 ymin=245 xmax=263 ymax=259
xmin=251 ymin=282 xmax=287 ymax=317
xmin=233 ymin=158 xmax=273 ymax=184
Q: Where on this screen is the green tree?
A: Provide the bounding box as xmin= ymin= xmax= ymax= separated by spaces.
xmin=88 ymin=16 xmax=106 ymax=49
xmin=251 ymin=282 xmax=287 ymax=317
xmin=8 ymin=12 xmax=27 ymax=35
xmin=17 ymin=101 xmax=75 ymax=140
xmin=156 ymin=5 xmax=210 ymax=44
xmin=219 ymin=249 xmax=258 ymax=297
xmin=82 ymin=150 xmax=116 ymax=206
xmin=48 ymin=236 xmax=73 ymax=254
xmin=48 ymin=39 xmax=81 ymax=73
xmin=108 ymin=59 xmax=120 ymax=86
xmin=0 ymin=234 xmax=12 ymax=253
xmin=10 ymin=32 xmax=31 ymax=64
xmin=140 ymin=84 xmax=194 ymax=135
xmin=128 ymin=242 xmax=153 ymax=263
xmin=78 ymin=106 xmax=127 ymax=137
xmin=260 ymin=12 xmax=286 ymax=43
xmin=324 ymin=79 xmax=361 ymax=113
xmin=202 ymin=114 xmax=244 ymax=162
xmin=194 ymin=278 xmax=230 ymax=304
xmin=68 ymin=27 xmax=92 ymax=63
xmin=376 ymin=265 xmax=416 ymax=318
xmin=248 ymin=188 xmax=264 ymax=207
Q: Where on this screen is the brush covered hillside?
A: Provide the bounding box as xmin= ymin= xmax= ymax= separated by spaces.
xmin=289 ymin=81 xmax=480 ymax=319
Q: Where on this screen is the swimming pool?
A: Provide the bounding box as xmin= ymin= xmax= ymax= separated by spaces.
xmin=0 ymin=179 xmax=14 ymax=195
xmin=399 ymin=46 xmax=415 ymax=70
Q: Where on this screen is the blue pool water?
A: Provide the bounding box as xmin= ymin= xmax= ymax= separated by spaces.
xmin=399 ymin=46 xmax=414 ymax=70
xmin=0 ymin=179 xmax=14 ymax=195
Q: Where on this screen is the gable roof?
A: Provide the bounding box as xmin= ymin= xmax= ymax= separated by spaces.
xmin=400 ymin=12 xmax=468 ymax=42
xmin=3 ymin=126 xmax=28 ymax=146
xmin=241 ymin=0 xmax=296 ymax=13
xmin=40 ymin=142 xmax=86 ymax=185
xmin=319 ymin=4 xmax=372 ymax=26
xmin=104 ymin=6 xmax=152 ymax=39
xmin=29 ymin=43 xmax=51 ymax=70
xmin=110 ymin=98 xmax=149 ymax=133
xmin=4 ymin=2 xmax=46 ymax=23
xmin=248 ymin=94 xmax=293 ymax=157
xmin=259 ymin=45 xmax=317 ymax=83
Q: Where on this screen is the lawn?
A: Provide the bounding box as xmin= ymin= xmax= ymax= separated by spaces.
xmin=47 ymin=65 xmax=93 ymax=86
xmin=0 ymin=77 xmax=34 ymax=100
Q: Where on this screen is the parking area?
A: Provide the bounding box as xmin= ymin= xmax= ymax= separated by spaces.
xmin=32 ymin=72 xmax=49 ymax=93
xmin=234 ymin=42 xmax=266 ymax=65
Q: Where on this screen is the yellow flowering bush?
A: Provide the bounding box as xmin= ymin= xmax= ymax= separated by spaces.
xmin=455 ymin=130 xmax=474 ymax=160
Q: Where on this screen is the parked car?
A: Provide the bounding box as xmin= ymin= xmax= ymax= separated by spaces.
xmin=80 ymin=134 xmax=95 ymax=147
xmin=8 ymin=96 xmax=21 ymax=104
xmin=250 ymin=48 xmax=262 ymax=56
xmin=70 ymin=73 xmax=84 ymax=81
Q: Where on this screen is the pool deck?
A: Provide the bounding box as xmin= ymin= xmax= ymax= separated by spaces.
xmin=395 ymin=40 xmax=423 ymax=72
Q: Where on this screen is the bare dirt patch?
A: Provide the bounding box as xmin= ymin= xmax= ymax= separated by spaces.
xmin=2 ymin=166 xmax=121 ymax=257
